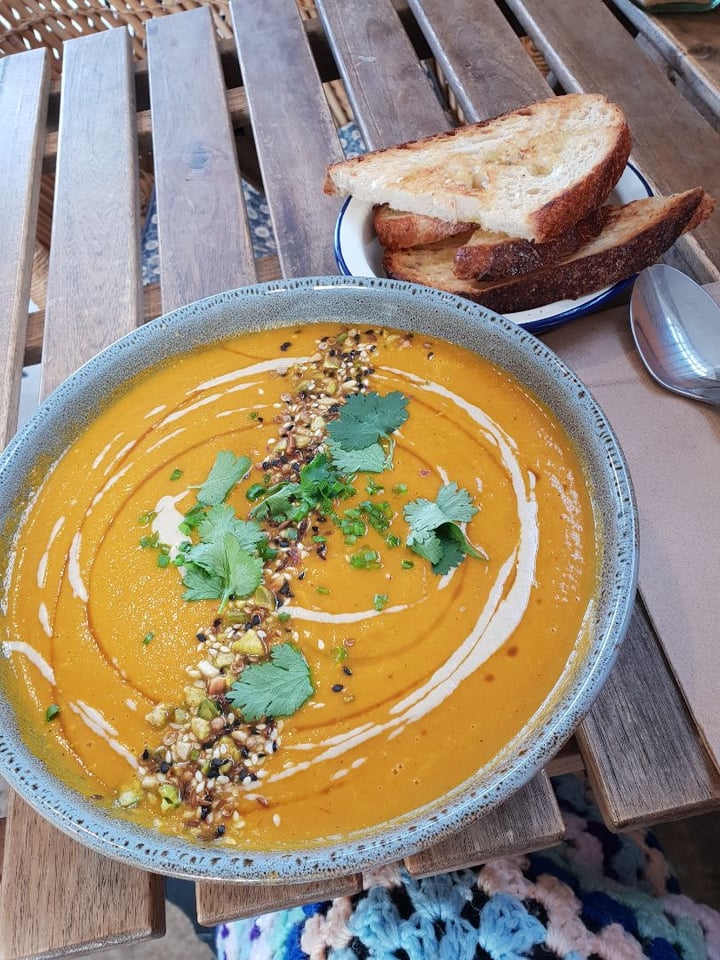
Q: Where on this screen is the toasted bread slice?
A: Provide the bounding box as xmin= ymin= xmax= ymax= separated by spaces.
xmin=383 ymin=189 xmax=713 ymax=313
xmin=324 ymin=94 xmax=631 ymax=242
xmin=453 ymin=207 xmax=606 ymax=280
xmin=372 ymin=204 xmax=474 ymax=248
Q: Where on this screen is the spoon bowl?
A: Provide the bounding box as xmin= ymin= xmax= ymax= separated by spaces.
xmin=630 ymin=263 xmax=720 ymax=406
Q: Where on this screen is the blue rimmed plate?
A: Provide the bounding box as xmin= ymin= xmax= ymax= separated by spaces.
xmin=334 ymin=163 xmax=652 ymax=334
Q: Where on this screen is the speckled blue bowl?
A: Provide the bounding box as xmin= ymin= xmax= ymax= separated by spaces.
xmin=0 ymin=277 xmax=638 ymax=883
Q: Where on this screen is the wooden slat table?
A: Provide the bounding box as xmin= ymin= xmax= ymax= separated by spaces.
xmin=1 ymin=1 xmax=720 ymax=955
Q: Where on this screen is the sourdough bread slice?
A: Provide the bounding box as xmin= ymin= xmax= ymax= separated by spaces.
xmin=324 ymin=94 xmax=631 ymax=242
xmin=453 ymin=207 xmax=606 ymax=280
xmin=373 ymin=204 xmax=473 ymax=248
xmin=383 ymin=189 xmax=713 ymax=313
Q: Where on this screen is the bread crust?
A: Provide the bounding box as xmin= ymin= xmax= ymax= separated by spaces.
xmin=324 ymin=94 xmax=632 ymax=241
xmin=383 ymin=189 xmax=712 ymax=314
xmin=453 ymin=208 xmax=606 ymax=280
xmin=372 ymin=205 xmax=473 ymax=248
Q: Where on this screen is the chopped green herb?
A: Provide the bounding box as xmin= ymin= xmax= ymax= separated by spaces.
xmin=143 ymin=632 xmax=155 ymax=645
xmin=246 ymin=483 xmax=266 ymax=502
xmin=331 ymin=646 xmax=348 ymax=662
xmin=349 ymin=549 xmax=381 ymax=571
xmin=278 ymin=612 xmax=291 ymax=623
xmin=197 ymin=451 xmax=252 ymax=506
xmin=45 ymin=704 xmax=60 ymax=722
xmin=157 ymin=553 xmax=170 ymax=569
xmin=226 ymin=643 xmax=314 ymax=721
xmin=365 ymin=477 xmax=384 ymax=496
xmin=386 ymin=534 xmax=401 ymax=548
xmin=138 ymin=511 xmax=157 ymax=526
xmin=170 ymin=468 xmax=183 ymax=481
xmin=312 ymin=534 xmax=327 ymax=544
xmin=373 ymin=593 xmax=389 ymax=612
xmin=401 ymin=559 xmax=415 ymax=570
xmin=392 ymin=483 xmax=408 ymax=495
xmin=139 ymin=532 xmax=159 ymax=549
xmin=317 ymin=585 xmax=330 ymax=595
xmin=248 ymin=411 xmax=259 ymax=421
xmin=250 ymin=454 xmax=355 ymax=523
xmin=405 ymin=482 xmax=487 ymax=575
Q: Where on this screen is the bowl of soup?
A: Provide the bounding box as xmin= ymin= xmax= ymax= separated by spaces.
xmin=0 ymin=276 xmax=637 ymax=882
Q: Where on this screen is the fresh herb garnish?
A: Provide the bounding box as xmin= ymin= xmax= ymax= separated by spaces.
xmin=327 ymin=391 xmax=408 ymax=450
xmin=250 ymin=453 xmax=354 ymax=523
xmin=182 ymin=532 xmax=263 ymax=611
xmin=226 ymin=643 xmax=314 ymax=721
xmin=197 ymin=452 xmax=251 ymax=507
xmin=325 ymin=391 xmax=408 ymax=475
xmin=143 ymin=632 xmax=155 ymax=645
xmin=349 ymin=548 xmax=381 ymax=570
xmin=45 ymin=704 xmax=60 ymax=722
xmin=170 ymin=468 xmax=183 ymax=481
xmin=404 ymin=482 xmax=487 ymax=575
xmin=373 ymin=593 xmax=389 ymax=612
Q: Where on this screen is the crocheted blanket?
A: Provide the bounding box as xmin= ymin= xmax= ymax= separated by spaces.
xmin=215 ymin=775 xmax=720 ymax=960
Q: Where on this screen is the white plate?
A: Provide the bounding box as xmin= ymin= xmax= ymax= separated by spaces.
xmin=334 ymin=163 xmax=652 ymax=333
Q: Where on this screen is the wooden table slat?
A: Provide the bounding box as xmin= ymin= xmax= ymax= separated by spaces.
xmin=40 ymin=28 xmax=143 ymax=399
xmin=504 ymin=0 xmax=720 ymax=284
xmin=0 ymin=30 xmax=164 ymax=960
xmin=576 ymin=599 xmax=720 ymax=831
xmin=147 ymin=7 xmax=256 ymax=313
xmin=316 ymin=0 xmax=450 ymax=149
xmin=406 ymin=0 xmax=551 ymax=122
xmin=229 ymin=0 xmax=345 ymax=277
xmin=404 ymin=772 xmax=564 ymax=879
xmin=0 ymin=48 xmax=49 ymax=449
xmin=610 ymin=0 xmax=720 ymax=123
xmin=196 ymin=873 xmax=363 ymax=926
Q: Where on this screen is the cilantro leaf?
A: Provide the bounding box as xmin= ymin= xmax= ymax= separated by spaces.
xmin=327 ymin=391 xmax=408 ymax=450
xmin=197 ymin=452 xmax=251 ymax=506
xmin=182 ymin=563 xmax=224 ymax=602
xmin=250 ymin=454 xmax=355 ymax=524
xmin=218 ymin=535 xmax=264 ymax=611
xmin=249 ymin=483 xmax=301 ymax=522
xmin=198 ymin=505 xmax=265 ymax=552
xmin=327 ymin=439 xmax=388 ymax=475
xmin=226 ymin=643 xmax=314 ymax=721
xmin=405 ymin=483 xmax=487 ymax=575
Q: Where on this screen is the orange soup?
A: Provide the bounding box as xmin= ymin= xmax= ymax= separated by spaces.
xmin=1 ymin=324 xmax=599 ymax=847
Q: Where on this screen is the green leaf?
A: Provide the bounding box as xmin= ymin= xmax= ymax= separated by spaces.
xmin=405 ymin=483 xmax=486 ymax=575
xmin=249 ymin=482 xmax=301 ymax=522
xmin=226 ymin=643 xmax=314 ymax=721
xmin=327 ymin=440 xmax=387 ymax=475
xmin=197 ymin=504 xmax=265 ymax=552
xmin=182 ymin=563 xmax=224 ymax=602
xmin=219 ymin=534 xmax=264 ymax=611
xmin=327 ymin=391 xmax=408 ymax=450
xmin=45 ymin=704 xmax=60 ymax=722
xmin=197 ymin=451 xmax=251 ymax=506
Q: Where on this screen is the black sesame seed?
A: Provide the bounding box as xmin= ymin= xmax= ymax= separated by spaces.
xmin=200 ymin=805 xmax=211 ymax=820
xmin=332 ymin=683 xmax=344 ymax=693
xmin=272 ymin=741 xmax=278 ymax=752
xmin=240 ymin=746 xmax=249 ymax=758
xmin=343 ymin=665 xmax=353 ymax=676
xmin=141 ymin=749 xmax=150 ymax=761
xmin=213 ymin=617 xmax=223 ymax=629
xmin=280 ymin=341 xmax=291 ymax=352
xmin=160 ymin=761 xmax=170 ymax=774
xmin=251 ymin=614 xmax=261 ymax=626
xmin=298 ymin=571 xmax=306 ymax=580
xmin=215 ymin=824 xmax=226 ymax=837
xmin=196 ymin=632 xmax=207 ymax=643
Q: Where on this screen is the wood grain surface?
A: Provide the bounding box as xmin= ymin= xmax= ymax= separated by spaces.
xmin=147 ymin=8 xmax=256 ymax=313
xmin=0 ymin=31 xmax=163 ymax=960
xmin=0 ymin=793 xmax=165 ymax=960
xmin=0 ymin=49 xmax=49 ymax=449
xmin=505 ymin=0 xmax=720 ymax=284
xmin=406 ymin=0 xmax=551 ymax=121
xmin=404 ymin=772 xmax=564 ymax=878
xmin=316 ymin=0 xmax=451 ymax=149
xmin=196 ymin=873 xmax=362 ymax=926
xmin=229 ymin=0 xmax=345 ymax=277
xmin=577 ymin=570 xmax=720 ymax=831
xmin=40 ymin=28 xmax=143 ymax=398
xmin=611 ymin=0 xmax=720 ymax=121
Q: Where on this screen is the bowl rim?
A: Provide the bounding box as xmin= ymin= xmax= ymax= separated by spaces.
xmin=0 ymin=275 xmax=638 ymax=882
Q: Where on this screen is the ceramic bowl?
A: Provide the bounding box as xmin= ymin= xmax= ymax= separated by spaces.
xmin=0 ymin=277 xmax=637 ymax=882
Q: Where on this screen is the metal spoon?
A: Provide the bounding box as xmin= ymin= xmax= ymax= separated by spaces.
xmin=630 ymin=263 xmax=720 ymax=406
